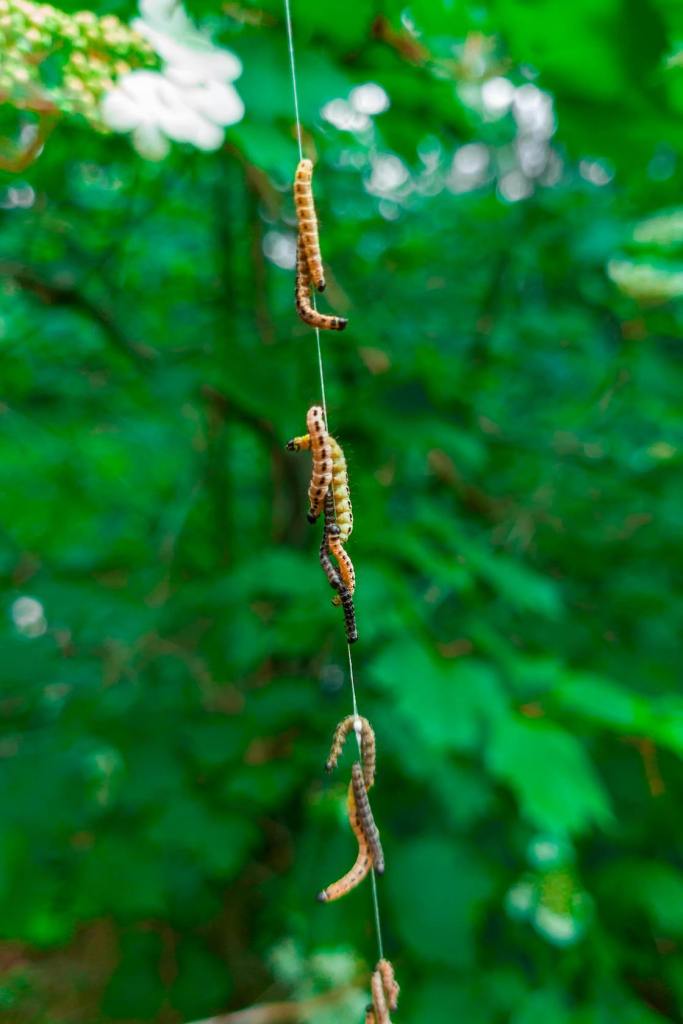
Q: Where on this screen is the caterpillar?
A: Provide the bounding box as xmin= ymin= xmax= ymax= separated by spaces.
xmin=293 ymin=158 xmax=325 ymax=292
xmin=326 ymin=715 xmax=376 ymax=789
xmin=371 ymin=970 xmax=391 ymax=1024
xmin=377 ymin=960 xmax=400 ymax=1012
xmin=338 ymin=583 xmax=358 ymax=644
xmin=306 ymin=405 xmax=332 ymax=524
xmin=319 ymin=520 xmax=341 ymax=592
xmin=329 ymin=437 xmax=352 ymax=542
xmin=351 ymin=761 xmax=384 ymax=875
xmin=328 ymin=523 xmax=356 ymax=595
xmin=365 ymin=1008 xmax=376 ymax=1024
xmin=295 ymin=237 xmax=348 ymax=332
xmin=286 ymin=434 xmax=353 ymax=543
xmin=317 ymin=779 xmax=371 ymax=902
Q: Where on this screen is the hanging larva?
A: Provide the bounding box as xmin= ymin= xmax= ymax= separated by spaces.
xmin=317 ymin=780 xmax=372 ymax=902
xmin=306 ymin=404 xmax=333 ymax=524
xmin=286 ymin=434 xmax=353 ymax=542
xmin=328 ymin=524 xmax=356 ymax=594
xmin=371 ymin=970 xmax=391 ymax=1024
xmin=319 ymin=520 xmax=341 ymax=591
xmin=329 ymin=436 xmax=353 ymax=542
xmin=293 ymin=157 xmax=326 ymax=292
xmin=326 ymin=715 xmax=376 ymax=790
xmin=295 ymin=237 xmax=348 ymax=332
xmin=338 ymin=583 xmax=359 ymax=644
xmin=351 ymin=761 xmax=384 ymax=874
xmin=377 ymin=960 xmax=400 ymax=1012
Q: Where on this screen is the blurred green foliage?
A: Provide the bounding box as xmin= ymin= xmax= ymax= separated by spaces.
xmin=2 ymin=0 xmax=683 ymax=1022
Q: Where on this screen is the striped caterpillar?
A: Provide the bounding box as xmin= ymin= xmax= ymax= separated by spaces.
xmin=328 ymin=523 xmax=355 ymax=598
xmin=351 ymin=761 xmax=384 ymax=874
xmin=295 ymin=237 xmax=348 ymax=332
xmin=286 ymin=433 xmax=353 ymax=543
xmin=325 ymin=498 xmax=358 ymax=642
xmin=326 ymin=715 xmax=376 ymax=789
xmin=338 ymin=582 xmax=358 ymax=644
xmin=366 ymin=959 xmax=400 ymax=1024
xmin=377 ymin=960 xmax=400 ymax=1012
xmin=317 ymin=777 xmax=372 ymax=902
xmin=305 ymin=405 xmax=332 ymax=524
xmin=293 ymin=158 xmax=325 ymax=292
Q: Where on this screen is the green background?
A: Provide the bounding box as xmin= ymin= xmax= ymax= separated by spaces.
xmin=2 ymin=0 xmax=683 ymax=1021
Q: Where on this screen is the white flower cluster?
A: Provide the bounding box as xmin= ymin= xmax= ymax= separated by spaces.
xmin=101 ymin=0 xmax=244 ymax=160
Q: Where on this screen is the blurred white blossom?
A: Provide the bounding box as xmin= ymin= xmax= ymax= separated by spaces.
xmin=101 ymin=0 xmax=244 ymax=160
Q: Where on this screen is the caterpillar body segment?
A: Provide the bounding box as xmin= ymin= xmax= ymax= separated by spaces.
xmin=295 ymin=238 xmax=348 ymax=332
xmin=306 ymin=405 xmax=332 ymax=524
xmin=365 ymin=1008 xmax=376 ymax=1024
xmin=317 ymin=780 xmax=371 ymax=902
xmin=293 ymin=158 xmax=326 ymax=292
xmin=371 ymin=970 xmax=391 ymax=1024
xmin=360 ymin=718 xmax=376 ymax=789
xmin=338 ymin=583 xmax=358 ymax=644
xmin=329 ymin=436 xmax=353 ymax=542
xmin=326 ymin=715 xmax=376 ymax=789
xmin=377 ymin=960 xmax=400 ymax=1012
xmin=351 ymin=761 xmax=384 ymax=874
xmin=286 ymin=432 xmax=352 ymax=544
xmin=328 ymin=526 xmax=356 ymax=594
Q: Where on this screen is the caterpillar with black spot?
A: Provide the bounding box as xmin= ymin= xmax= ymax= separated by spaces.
xmin=326 ymin=715 xmax=376 ymax=789
xmin=377 ymin=960 xmax=400 ymax=1012
xmin=367 ymin=959 xmax=399 ymax=1024
xmin=305 ymin=405 xmax=332 ymax=524
xmin=293 ymin=158 xmax=325 ymax=292
xmin=317 ymin=777 xmax=371 ymax=902
xmin=286 ymin=433 xmax=353 ymax=543
xmin=319 ymin=517 xmax=341 ymax=592
xmin=295 ymin=237 xmax=348 ymax=332
xmin=338 ymin=582 xmax=358 ymax=644
xmin=328 ymin=522 xmax=355 ymax=597
xmin=370 ymin=970 xmax=391 ymax=1024
xmin=351 ymin=761 xmax=384 ymax=874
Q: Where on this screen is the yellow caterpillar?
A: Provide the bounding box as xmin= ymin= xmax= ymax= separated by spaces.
xmin=295 ymin=237 xmax=347 ymax=332
xmin=285 ymin=434 xmax=353 ymax=543
xmin=326 ymin=715 xmax=376 ymax=789
xmin=293 ymin=158 xmax=325 ymax=292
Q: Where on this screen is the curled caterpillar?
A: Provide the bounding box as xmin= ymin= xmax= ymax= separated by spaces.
xmin=328 ymin=523 xmax=356 ymax=597
xmin=306 ymin=405 xmax=332 ymax=524
xmin=293 ymin=158 xmax=325 ymax=292
xmin=371 ymin=970 xmax=391 ymax=1024
xmin=319 ymin=520 xmax=341 ymax=591
xmin=286 ymin=434 xmax=353 ymax=543
xmin=317 ymin=779 xmax=371 ymax=902
xmin=295 ymin=237 xmax=348 ymax=332
xmin=377 ymin=960 xmax=400 ymax=1012
xmin=326 ymin=715 xmax=376 ymax=789
xmin=351 ymin=761 xmax=384 ymax=874
xmin=338 ymin=583 xmax=358 ymax=644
